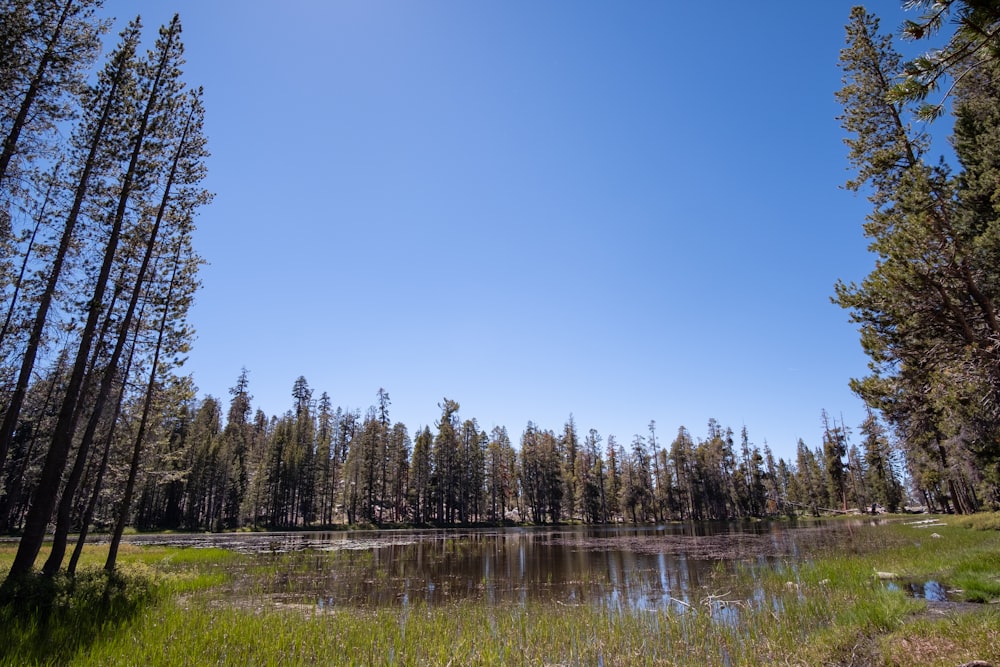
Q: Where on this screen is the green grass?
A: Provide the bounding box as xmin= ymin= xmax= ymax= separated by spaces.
xmin=1 ymin=517 xmax=999 ymax=665
xmin=956 ymin=510 xmax=1000 ymax=531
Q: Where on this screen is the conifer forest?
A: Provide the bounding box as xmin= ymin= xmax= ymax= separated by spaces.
xmin=2 ymin=0 xmax=1000 ymax=588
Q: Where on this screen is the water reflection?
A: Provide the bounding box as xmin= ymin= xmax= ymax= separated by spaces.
xmin=118 ymin=520 xmax=877 ymax=610
xmin=888 ymin=579 xmax=949 ymax=601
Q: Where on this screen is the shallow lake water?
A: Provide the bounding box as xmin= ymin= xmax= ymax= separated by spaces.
xmin=114 ymin=519 xmax=889 ymax=610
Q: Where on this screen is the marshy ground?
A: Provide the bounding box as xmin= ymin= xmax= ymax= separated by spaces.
xmin=1 ymin=514 xmax=998 ymax=665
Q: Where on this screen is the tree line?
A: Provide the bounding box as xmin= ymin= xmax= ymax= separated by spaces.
xmin=10 ymin=368 xmax=908 ymax=536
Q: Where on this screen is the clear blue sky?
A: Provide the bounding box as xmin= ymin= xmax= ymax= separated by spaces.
xmin=100 ymin=1 xmax=928 ymax=462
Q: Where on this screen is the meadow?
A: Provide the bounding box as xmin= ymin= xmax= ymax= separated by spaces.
xmin=1 ymin=515 xmax=998 ymax=666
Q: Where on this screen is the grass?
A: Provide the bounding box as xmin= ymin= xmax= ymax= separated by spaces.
xmin=956 ymin=509 xmax=1000 ymax=531
xmin=1 ymin=516 xmax=999 ymax=665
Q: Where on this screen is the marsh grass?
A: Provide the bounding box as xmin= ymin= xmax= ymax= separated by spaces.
xmin=1 ymin=517 xmax=999 ymax=665
xmin=0 ymin=565 xmax=161 ymax=664
xmin=0 ymin=543 xmax=238 ymax=665
xmin=956 ymin=510 xmax=1000 ymax=531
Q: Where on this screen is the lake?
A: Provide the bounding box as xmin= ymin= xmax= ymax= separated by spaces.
xmin=114 ymin=519 xmax=889 ymax=610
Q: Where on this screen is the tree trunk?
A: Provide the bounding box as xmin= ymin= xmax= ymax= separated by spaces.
xmin=0 ymin=166 xmax=59 ymax=350
xmin=0 ymin=33 xmax=131 ymax=485
xmin=7 ymin=19 xmax=176 ymax=580
xmin=45 ymin=93 xmax=194 ymax=575
xmin=105 ymin=238 xmax=183 ymax=573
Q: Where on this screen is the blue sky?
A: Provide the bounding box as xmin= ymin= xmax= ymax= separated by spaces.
xmin=100 ymin=1 xmax=928 ymax=461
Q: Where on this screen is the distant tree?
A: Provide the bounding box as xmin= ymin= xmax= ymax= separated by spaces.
xmin=458 ymin=418 xmax=484 ymax=523
xmin=387 ymin=422 xmax=410 ymax=523
xmin=485 ymin=425 xmax=513 ymax=522
xmin=762 ymin=444 xmax=784 ymax=516
xmin=240 ymin=408 xmax=272 ymax=528
xmin=519 ymin=422 xmax=544 ymax=524
xmin=538 ymin=428 xmax=563 ymax=523
xmin=737 ymin=427 xmax=767 ymax=518
xmin=343 ymin=407 xmax=380 ymax=524
xmin=623 ymin=434 xmax=653 ymax=523
xmin=221 ymin=368 xmax=253 ymax=527
xmin=793 ymin=440 xmax=826 ymax=516
xmin=432 ymin=399 xmax=460 ymax=523
xmin=560 ymin=415 xmax=578 ymax=521
xmin=373 ymin=388 xmax=390 ymax=523
xmin=577 ymin=428 xmax=602 ymax=523
xmin=822 ymin=411 xmax=848 ymax=511
xmin=181 ymin=396 xmax=223 ymax=529
xmin=668 ymin=427 xmax=695 ymax=520
xmin=775 ymin=456 xmax=796 ymax=518
xmin=860 ymin=408 xmax=903 ymax=512
xmin=648 ymin=420 xmax=666 ymax=522
xmin=605 ymin=435 xmax=622 ymax=522
xmin=266 ymin=413 xmax=294 ymax=525
xmin=313 ymin=392 xmax=335 ymax=525
xmin=696 ymin=420 xmax=736 ymax=520
xmin=409 ymin=426 xmax=432 ymax=524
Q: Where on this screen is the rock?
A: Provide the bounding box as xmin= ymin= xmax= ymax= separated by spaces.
xmin=957 ymin=661 xmax=993 ymax=667
xmin=930 ymin=532 xmax=942 ymax=538
xmin=875 ymin=571 xmax=898 ymax=580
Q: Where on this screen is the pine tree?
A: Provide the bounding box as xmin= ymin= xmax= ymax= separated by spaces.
xmin=432 ymin=399 xmax=460 ymax=523
xmin=409 ymin=426 xmax=432 ymax=524
xmin=623 ymin=434 xmax=652 ymax=523
xmin=106 ymin=224 xmax=202 ymax=572
xmin=387 ymin=422 xmax=410 ymax=523
xmin=5 ymin=17 xmax=153 ymax=578
xmin=822 ymin=411 xmax=848 ymax=511
xmin=0 ymin=17 xmax=141 ymax=485
xmin=343 ymin=408 xmax=377 ymax=524
xmin=860 ymin=408 xmax=903 ymax=512
xmin=578 ymin=428 xmax=602 ymax=523
xmin=648 ymin=420 xmax=665 ymax=522
xmin=519 ymin=422 xmax=543 ymax=524
xmin=221 ymin=368 xmax=253 ymax=527
xmin=668 ymin=427 xmax=694 ymax=520
xmin=893 ymin=1 xmax=1000 ymax=120
xmin=44 ymin=82 xmax=208 ymax=573
xmin=559 ymin=415 xmax=578 ymax=521
xmin=314 ymin=391 xmax=334 ymax=525
xmin=0 ymin=0 xmax=106 ymax=189
xmin=605 ymin=435 xmax=622 ymax=522
xmin=485 ymin=426 xmax=509 ymax=522
xmin=834 ymin=5 xmax=1000 ymax=511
